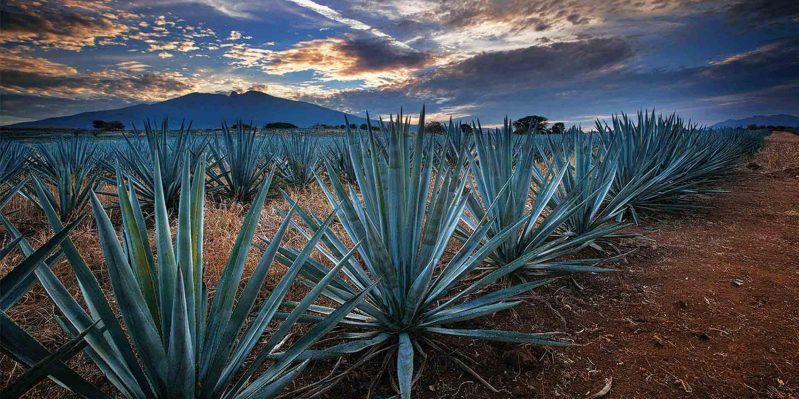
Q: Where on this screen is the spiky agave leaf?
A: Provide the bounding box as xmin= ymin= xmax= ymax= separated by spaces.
xmin=0 ymin=198 xmax=105 ymax=398
xmin=441 ymin=118 xmax=474 ymax=167
xmin=29 ymin=137 xmax=103 ymax=221
xmin=114 ymin=118 xmax=195 ymax=210
xmin=596 ymin=111 xmax=761 ymax=223
xmin=462 ymin=119 xmax=616 ymax=277
xmin=30 ymin=150 xmax=365 ymax=398
xmin=531 ymin=128 xmax=631 ymax=244
xmin=276 ymin=132 xmax=320 ymax=187
xmin=0 ymin=139 xmax=30 ymax=198
xmin=275 ymin=109 xmax=567 ymax=399
xmin=326 ymin=138 xmax=358 ymax=184
xmin=207 ymin=121 xmax=274 ymax=201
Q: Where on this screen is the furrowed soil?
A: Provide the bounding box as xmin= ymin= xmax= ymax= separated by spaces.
xmin=2 ymin=135 xmax=798 ymax=398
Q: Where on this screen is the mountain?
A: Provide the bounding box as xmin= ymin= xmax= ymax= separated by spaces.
xmin=3 ymin=91 xmax=365 ymax=129
xmin=711 ymin=114 xmax=799 ymax=129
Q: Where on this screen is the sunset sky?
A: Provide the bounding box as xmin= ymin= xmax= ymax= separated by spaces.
xmin=1 ymin=0 xmax=797 ymax=126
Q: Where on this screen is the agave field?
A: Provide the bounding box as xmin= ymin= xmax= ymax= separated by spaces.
xmin=0 ymin=110 xmax=770 ymax=398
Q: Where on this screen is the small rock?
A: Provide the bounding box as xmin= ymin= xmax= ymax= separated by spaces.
xmin=732 ymin=278 xmax=744 ymax=287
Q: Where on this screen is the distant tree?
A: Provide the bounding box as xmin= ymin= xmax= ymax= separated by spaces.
xmin=232 ymin=122 xmax=253 ymax=129
xmin=92 ymin=120 xmax=125 ymax=130
xmin=747 ymin=124 xmax=759 ymax=130
xmin=460 ymin=123 xmax=473 ymax=134
xmin=425 ymin=121 xmax=445 ymax=134
xmin=359 ymin=123 xmax=368 ymax=130
xmin=551 ymin=122 xmax=565 ymax=134
xmin=349 ymin=123 xmax=358 ymax=129
xmin=265 ymin=122 xmax=298 ymax=129
xmin=513 ymin=115 xmax=548 ymax=134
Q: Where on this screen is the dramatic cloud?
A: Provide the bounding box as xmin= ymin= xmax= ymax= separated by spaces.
xmin=286 ymin=0 xmax=402 ymax=45
xmin=314 ymin=37 xmax=799 ymax=123
xmin=225 ymin=36 xmax=431 ymax=86
xmin=0 ymin=51 xmax=78 ymax=76
xmin=408 ymin=38 xmax=634 ymax=100
xmin=0 ymin=2 xmax=129 ymax=50
xmin=0 ymin=51 xmax=195 ymax=102
xmin=724 ymin=0 xmax=799 ymax=24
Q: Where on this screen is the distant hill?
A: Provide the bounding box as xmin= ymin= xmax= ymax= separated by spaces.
xmin=3 ymin=91 xmax=365 ymax=129
xmin=711 ymin=114 xmax=799 ymax=129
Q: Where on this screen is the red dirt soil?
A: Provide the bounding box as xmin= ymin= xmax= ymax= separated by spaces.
xmin=765 ymin=131 xmax=799 ymax=143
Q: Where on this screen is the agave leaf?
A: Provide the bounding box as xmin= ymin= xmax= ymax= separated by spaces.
xmin=423 ymin=327 xmax=568 ymax=346
xmin=397 ymin=333 xmax=414 ymax=399
xmin=90 ymin=192 xmax=167 ymax=389
xmin=0 ymin=217 xmax=79 ymax=306
xmin=0 ymin=316 xmax=106 ymax=399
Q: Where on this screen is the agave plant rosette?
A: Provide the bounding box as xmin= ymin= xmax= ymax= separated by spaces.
xmin=16 ymin=151 xmax=365 ymax=398
xmin=115 ymin=119 xmax=196 ymax=210
xmin=531 ymin=129 xmax=632 ymax=248
xmin=462 ymin=119 xmax=616 ymax=277
xmin=274 ymin=110 xmax=567 ymax=399
xmin=441 ymin=118 xmax=474 ymax=167
xmin=597 ymin=111 xmax=754 ymax=223
xmin=326 ymin=138 xmax=358 ymax=184
xmin=30 ymin=137 xmax=103 ymax=221
xmin=0 ymin=139 xmax=30 ymax=198
xmin=276 ymin=133 xmax=320 ymax=187
xmin=207 ymin=121 xmax=274 ymax=201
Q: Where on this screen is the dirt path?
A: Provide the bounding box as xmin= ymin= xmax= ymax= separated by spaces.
xmin=400 ymin=154 xmax=799 ymax=398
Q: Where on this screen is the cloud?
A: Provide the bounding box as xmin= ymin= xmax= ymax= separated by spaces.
xmin=407 ymin=38 xmax=635 ymax=102
xmin=0 ymin=51 xmax=195 ymax=102
xmin=0 ymin=2 xmax=129 ymax=50
xmin=225 ymin=36 xmax=431 ymax=86
xmin=228 ymin=30 xmax=242 ymax=40
xmin=347 ymin=0 xmax=744 ymax=54
xmin=286 ymin=0 xmax=409 ymax=48
xmin=177 ymin=40 xmax=200 ymax=52
xmin=116 ymin=61 xmax=151 ymax=72
xmin=724 ymin=0 xmax=799 ymax=24
xmin=312 ymin=36 xmax=799 ymax=124
xmin=0 ymin=51 xmax=78 ymax=76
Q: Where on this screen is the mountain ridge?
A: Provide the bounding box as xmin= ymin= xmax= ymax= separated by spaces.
xmin=711 ymin=114 xmax=799 ymax=129
xmin=3 ymin=91 xmax=365 ymax=129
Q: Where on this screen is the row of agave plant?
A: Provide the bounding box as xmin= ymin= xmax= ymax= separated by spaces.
xmin=0 ymin=120 xmax=349 ymax=221
xmin=0 ymin=110 xmax=764 ymax=398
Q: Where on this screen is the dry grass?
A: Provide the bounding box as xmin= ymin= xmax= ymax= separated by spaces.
xmin=754 ymin=138 xmax=799 ymax=172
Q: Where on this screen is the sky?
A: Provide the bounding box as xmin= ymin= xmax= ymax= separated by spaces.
xmin=1 ymin=0 xmax=798 ymax=126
